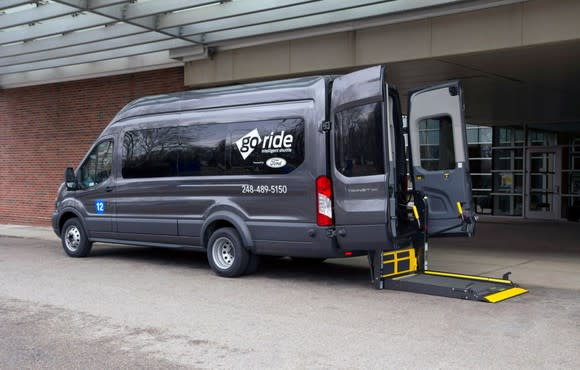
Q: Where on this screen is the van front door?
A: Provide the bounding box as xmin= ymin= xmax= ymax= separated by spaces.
xmin=75 ymin=138 xmax=115 ymax=238
xmin=408 ymin=82 xmax=475 ymax=237
xmin=330 ymin=66 xmax=392 ymax=250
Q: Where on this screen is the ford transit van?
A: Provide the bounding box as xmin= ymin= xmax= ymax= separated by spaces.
xmin=52 ymin=65 xmax=475 ymax=278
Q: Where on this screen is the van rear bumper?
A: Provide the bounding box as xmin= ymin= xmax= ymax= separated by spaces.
xmin=248 ymin=221 xmax=341 ymax=258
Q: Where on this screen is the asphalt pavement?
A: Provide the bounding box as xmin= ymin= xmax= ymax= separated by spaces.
xmin=0 ymin=221 xmax=579 ymax=369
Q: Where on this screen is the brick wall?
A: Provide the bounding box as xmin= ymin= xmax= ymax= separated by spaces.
xmin=0 ymin=67 xmax=185 ymax=226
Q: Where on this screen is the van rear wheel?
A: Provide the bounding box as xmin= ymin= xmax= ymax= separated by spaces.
xmin=207 ymin=228 xmax=249 ymax=277
xmin=61 ymin=218 xmax=92 ymax=257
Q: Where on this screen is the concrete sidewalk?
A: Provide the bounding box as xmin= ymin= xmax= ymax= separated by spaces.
xmin=0 ymin=224 xmax=57 ymax=241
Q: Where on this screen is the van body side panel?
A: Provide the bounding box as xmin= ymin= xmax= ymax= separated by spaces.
xmin=173 ymin=81 xmax=329 ymax=255
xmin=112 ymin=114 xmax=182 ymax=242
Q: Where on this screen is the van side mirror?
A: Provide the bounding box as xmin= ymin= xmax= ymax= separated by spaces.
xmin=65 ymin=167 xmax=77 ymax=190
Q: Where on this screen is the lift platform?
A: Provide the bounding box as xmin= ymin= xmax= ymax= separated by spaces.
xmin=378 ymin=248 xmax=528 ymax=303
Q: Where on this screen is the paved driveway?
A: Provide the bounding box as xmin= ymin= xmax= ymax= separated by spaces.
xmin=0 ymin=221 xmax=579 ymax=369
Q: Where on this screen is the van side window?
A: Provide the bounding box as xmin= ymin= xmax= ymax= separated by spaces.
xmin=418 ymin=115 xmax=456 ymax=171
xmin=335 ymin=102 xmax=384 ymax=177
xmin=122 ymin=127 xmax=180 ymax=178
xmin=229 ymin=118 xmax=305 ymax=175
xmin=80 ymin=139 xmax=113 ymax=189
xmin=179 ymin=124 xmax=226 ymax=176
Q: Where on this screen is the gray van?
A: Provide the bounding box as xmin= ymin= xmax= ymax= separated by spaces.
xmin=52 ymin=65 xmax=475 ymax=278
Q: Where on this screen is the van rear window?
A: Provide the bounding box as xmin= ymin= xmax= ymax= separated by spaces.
xmin=334 ymin=102 xmax=385 ymax=177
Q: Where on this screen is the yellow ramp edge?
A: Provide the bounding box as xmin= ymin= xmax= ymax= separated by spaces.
xmin=484 ymin=287 xmax=528 ymax=303
xmin=424 ymin=270 xmax=512 ymax=284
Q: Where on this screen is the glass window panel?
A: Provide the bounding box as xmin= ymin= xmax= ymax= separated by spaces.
xmin=529 ymin=192 xmax=553 ymax=211
xmin=80 ymin=140 xmax=113 ymax=189
xmin=179 ymin=124 xmax=226 ymax=176
xmin=493 ymin=194 xmax=523 ymax=216
xmin=417 ymin=115 xmax=455 ymax=171
xmin=528 ymin=129 xmax=557 ymax=146
xmin=495 ymin=127 xmax=513 ymax=146
xmin=479 ymin=127 xmax=492 ymax=143
xmin=514 ymin=128 xmax=524 ymax=146
xmin=468 ymin=144 xmax=492 ymax=158
xmin=230 ymin=118 xmax=305 ymax=175
xmin=471 ymin=174 xmax=492 ymax=189
xmin=466 ymin=128 xmax=478 ymax=144
xmin=335 ymin=103 xmax=384 ymax=177
xmin=122 ymin=127 xmax=180 ymax=178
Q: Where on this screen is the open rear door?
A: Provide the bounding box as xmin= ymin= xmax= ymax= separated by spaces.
xmin=408 ymin=82 xmax=475 ymax=237
xmin=330 ymin=66 xmax=394 ymax=250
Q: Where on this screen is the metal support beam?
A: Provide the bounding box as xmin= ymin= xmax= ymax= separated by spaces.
xmin=0 ymin=0 xmax=33 ymax=11
xmin=0 ymin=32 xmax=173 ymax=67
xmin=156 ymin=0 xmax=315 ymax=30
xmin=201 ymin=0 xmax=479 ymax=43
xmin=52 ymin=0 xmax=203 ymax=44
xmin=0 ymin=13 xmax=112 ymax=45
xmin=0 ymin=23 xmax=145 ymax=57
xmin=0 ymin=39 xmax=197 ymax=74
xmin=173 ymin=0 xmax=386 ymax=38
xmin=0 ymin=52 xmax=182 ymax=89
xmin=0 ymin=3 xmax=80 ymax=30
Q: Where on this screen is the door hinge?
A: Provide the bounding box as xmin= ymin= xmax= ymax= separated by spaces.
xmin=320 ymin=121 xmax=331 ymax=132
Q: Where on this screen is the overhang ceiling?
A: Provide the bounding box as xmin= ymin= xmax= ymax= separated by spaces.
xmin=387 ymin=40 xmax=580 ymax=125
xmin=0 ymin=0 xmax=523 ymax=88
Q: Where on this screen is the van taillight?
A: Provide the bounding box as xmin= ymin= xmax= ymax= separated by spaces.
xmin=316 ymin=176 xmax=333 ymax=226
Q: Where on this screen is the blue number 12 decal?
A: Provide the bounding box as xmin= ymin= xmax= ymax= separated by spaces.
xmin=95 ymin=200 xmax=105 ymax=214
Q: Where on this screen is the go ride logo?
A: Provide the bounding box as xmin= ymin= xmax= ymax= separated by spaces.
xmin=235 ymin=129 xmax=293 ymax=160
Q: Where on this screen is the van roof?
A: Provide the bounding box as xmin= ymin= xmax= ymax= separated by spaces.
xmin=112 ymin=75 xmax=329 ymax=123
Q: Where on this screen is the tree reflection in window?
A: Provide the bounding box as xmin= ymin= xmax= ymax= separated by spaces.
xmin=80 ymin=140 xmax=113 ymax=188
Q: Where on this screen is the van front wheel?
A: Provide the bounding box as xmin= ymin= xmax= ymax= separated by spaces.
xmin=207 ymin=228 xmax=249 ymax=277
xmin=61 ymin=218 xmax=92 ymax=257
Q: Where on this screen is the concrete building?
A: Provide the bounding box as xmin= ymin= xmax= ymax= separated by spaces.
xmin=1 ymin=0 xmax=579 ymax=226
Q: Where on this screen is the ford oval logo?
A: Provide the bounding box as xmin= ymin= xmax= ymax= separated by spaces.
xmin=266 ymin=157 xmax=287 ymax=168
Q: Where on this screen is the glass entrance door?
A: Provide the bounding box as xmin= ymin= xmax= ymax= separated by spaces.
xmin=526 ymin=147 xmax=561 ymax=219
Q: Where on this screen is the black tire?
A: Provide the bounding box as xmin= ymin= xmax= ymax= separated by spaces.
xmin=207 ymin=227 xmax=249 ymax=277
xmin=61 ymin=218 xmax=92 ymax=257
xmin=290 ymin=257 xmax=326 ymax=265
xmin=244 ymin=253 xmax=260 ymax=275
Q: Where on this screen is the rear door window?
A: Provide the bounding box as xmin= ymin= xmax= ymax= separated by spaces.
xmin=418 ymin=115 xmax=456 ymax=171
xmin=334 ymin=102 xmax=384 ymax=177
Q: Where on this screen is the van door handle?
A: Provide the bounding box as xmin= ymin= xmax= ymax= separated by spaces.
xmin=105 ymin=186 xmax=114 ymax=192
